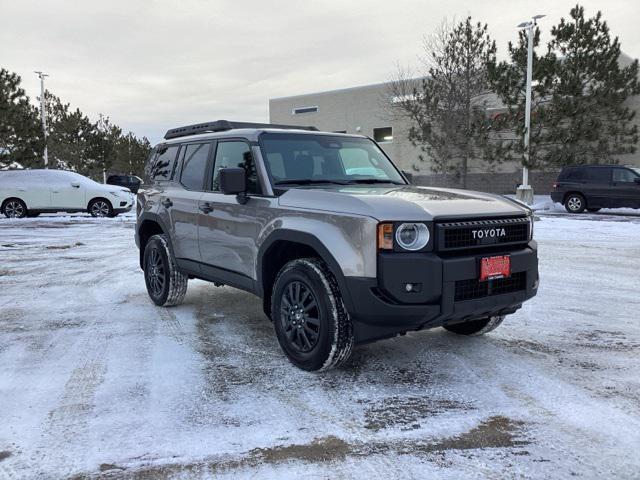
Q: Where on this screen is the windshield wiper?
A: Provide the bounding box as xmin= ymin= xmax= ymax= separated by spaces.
xmin=344 ymin=179 xmax=404 ymax=185
xmin=274 ymin=179 xmax=350 ymax=186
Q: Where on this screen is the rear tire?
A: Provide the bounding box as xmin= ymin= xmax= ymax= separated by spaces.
xmin=564 ymin=194 xmax=586 ymax=213
xmin=444 ymin=315 xmax=505 ymax=336
xmin=271 ymin=258 xmax=354 ymax=371
xmin=88 ymin=198 xmax=113 ymax=217
xmin=143 ymin=234 xmax=188 ymax=307
xmin=2 ymin=199 xmax=27 ymax=218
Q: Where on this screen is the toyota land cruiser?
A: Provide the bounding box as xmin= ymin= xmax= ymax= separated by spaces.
xmin=136 ymin=120 xmax=539 ymax=371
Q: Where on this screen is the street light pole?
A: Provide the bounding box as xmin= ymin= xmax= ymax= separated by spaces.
xmin=516 ymin=15 xmax=545 ymax=205
xmin=34 ymin=71 xmax=49 ymax=168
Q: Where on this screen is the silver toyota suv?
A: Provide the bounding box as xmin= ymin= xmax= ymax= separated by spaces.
xmin=136 ymin=120 xmax=538 ymax=371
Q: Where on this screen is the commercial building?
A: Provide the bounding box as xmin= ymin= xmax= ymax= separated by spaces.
xmin=269 ymin=54 xmax=640 ymax=194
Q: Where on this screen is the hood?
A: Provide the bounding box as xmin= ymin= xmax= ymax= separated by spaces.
xmin=278 ymin=185 xmax=526 ymax=221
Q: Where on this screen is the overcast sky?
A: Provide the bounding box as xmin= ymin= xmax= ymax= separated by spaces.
xmin=1 ymin=0 xmax=638 ymax=144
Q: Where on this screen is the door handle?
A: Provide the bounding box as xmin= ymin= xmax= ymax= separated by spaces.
xmin=199 ymin=202 xmax=214 ymax=214
xmin=161 ymin=198 xmax=173 ymax=208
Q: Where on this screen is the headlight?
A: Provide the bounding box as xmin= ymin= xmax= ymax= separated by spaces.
xmin=395 ymin=223 xmax=430 ymax=251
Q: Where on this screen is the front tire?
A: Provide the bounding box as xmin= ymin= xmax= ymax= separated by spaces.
xmin=2 ymin=199 xmax=27 ymax=218
xmin=444 ymin=315 xmax=505 ymax=336
xmin=271 ymin=258 xmax=354 ymax=371
xmin=143 ymin=234 xmax=188 ymax=307
xmin=88 ymin=198 xmax=113 ymax=217
xmin=564 ymin=194 xmax=586 ymax=213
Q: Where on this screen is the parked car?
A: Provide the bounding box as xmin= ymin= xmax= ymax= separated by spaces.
xmin=136 ymin=120 xmax=538 ymax=371
xmin=0 ymin=169 xmax=134 ymax=218
xmin=551 ymin=165 xmax=640 ymax=213
xmin=107 ymin=174 xmax=143 ymax=193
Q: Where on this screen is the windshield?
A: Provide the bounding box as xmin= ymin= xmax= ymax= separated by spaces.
xmin=260 ymin=133 xmax=406 ymax=186
xmin=632 ymin=168 xmax=640 ymax=176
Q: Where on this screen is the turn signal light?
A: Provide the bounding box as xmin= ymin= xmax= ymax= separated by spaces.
xmin=377 ymin=223 xmax=393 ymax=250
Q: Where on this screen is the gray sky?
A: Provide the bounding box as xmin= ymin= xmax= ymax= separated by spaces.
xmin=1 ymin=0 xmax=638 ymax=144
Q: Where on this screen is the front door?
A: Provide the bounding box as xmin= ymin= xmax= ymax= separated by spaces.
xmin=611 ymin=167 xmax=640 ymax=208
xmin=198 ymin=140 xmax=266 ymax=281
xmin=50 ymin=178 xmax=86 ymax=209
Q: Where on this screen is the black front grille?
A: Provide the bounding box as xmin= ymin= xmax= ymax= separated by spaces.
xmin=454 ymin=272 xmax=527 ymax=302
xmin=437 ymin=217 xmax=529 ymax=251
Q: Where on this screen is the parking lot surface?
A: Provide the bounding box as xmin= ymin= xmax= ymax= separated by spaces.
xmin=1 ymin=211 xmax=639 ymax=479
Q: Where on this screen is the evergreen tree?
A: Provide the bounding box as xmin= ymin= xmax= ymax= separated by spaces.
xmin=44 ymin=92 xmax=96 ymax=173
xmin=545 ymin=5 xmax=639 ymax=165
xmin=489 ymin=5 xmax=640 ymax=169
xmin=389 ymin=17 xmax=502 ymax=187
xmin=0 ymin=69 xmax=43 ymax=169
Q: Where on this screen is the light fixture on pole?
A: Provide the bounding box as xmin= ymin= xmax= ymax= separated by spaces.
xmin=34 ymin=71 xmax=49 ymax=169
xmin=515 ymin=14 xmax=545 ymax=205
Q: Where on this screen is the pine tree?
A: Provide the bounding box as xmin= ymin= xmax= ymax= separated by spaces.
xmin=44 ymin=92 xmax=96 ymax=173
xmin=545 ymin=5 xmax=639 ymax=165
xmin=389 ymin=17 xmax=502 ymax=187
xmin=489 ymin=5 xmax=639 ymax=170
xmin=0 ymin=69 xmax=43 ymax=169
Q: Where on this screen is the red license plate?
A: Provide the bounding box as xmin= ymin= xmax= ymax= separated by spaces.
xmin=480 ymin=255 xmax=511 ymax=282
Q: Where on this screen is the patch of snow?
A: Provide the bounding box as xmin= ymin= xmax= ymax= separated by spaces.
xmin=1 ymin=212 xmax=639 ymax=478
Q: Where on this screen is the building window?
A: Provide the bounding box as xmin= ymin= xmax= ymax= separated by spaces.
xmin=292 ymin=106 xmax=318 ymax=115
xmin=373 ymin=127 xmax=393 ymax=143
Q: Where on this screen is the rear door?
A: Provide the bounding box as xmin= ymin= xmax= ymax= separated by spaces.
xmin=583 ymin=167 xmax=613 ymax=208
xmin=611 ymin=167 xmax=640 ymax=208
xmin=162 ymin=142 xmax=212 ymax=264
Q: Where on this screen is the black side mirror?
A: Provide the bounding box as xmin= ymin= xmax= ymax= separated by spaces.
xmin=634 ymin=177 xmax=640 ymax=184
xmin=219 ymin=167 xmax=248 ymax=204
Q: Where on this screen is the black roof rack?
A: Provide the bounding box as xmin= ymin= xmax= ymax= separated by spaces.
xmin=164 ymin=120 xmax=318 ymax=140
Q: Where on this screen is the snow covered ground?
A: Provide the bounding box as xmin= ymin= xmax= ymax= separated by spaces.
xmin=1 ymin=209 xmax=640 ymax=479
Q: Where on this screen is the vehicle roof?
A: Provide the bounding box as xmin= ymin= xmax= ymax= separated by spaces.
xmin=158 ymin=128 xmax=368 ymax=147
xmin=562 ymin=164 xmax=634 ymax=169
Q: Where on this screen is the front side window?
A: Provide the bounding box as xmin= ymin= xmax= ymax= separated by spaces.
xmin=180 ymin=143 xmax=210 ymax=190
xmin=212 ymin=141 xmax=260 ymax=194
xmin=613 ymin=168 xmax=638 ymax=183
xmin=260 ymin=133 xmax=405 ymax=186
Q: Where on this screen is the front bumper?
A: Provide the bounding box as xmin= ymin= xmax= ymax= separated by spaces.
xmin=341 ymin=242 xmax=538 ymax=344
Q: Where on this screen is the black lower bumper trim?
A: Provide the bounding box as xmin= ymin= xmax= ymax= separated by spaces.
xmin=340 ymin=242 xmax=538 ymax=344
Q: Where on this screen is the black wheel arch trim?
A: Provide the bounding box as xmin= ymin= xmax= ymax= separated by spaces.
xmin=257 ymin=229 xmax=356 ymax=311
xmin=136 ymin=212 xmax=176 ymax=270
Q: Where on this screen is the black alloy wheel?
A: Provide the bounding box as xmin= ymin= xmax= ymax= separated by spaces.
xmin=280 ymin=280 xmax=321 ymax=353
xmin=146 ymin=246 xmax=166 ymax=299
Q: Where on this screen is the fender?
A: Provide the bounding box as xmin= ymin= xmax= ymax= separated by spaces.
xmin=256 ymin=229 xmax=356 ymax=311
xmin=136 ymin=211 xmax=176 ymax=269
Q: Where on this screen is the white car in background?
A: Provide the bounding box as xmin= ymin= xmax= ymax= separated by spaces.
xmin=0 ymin=169 xmax=134 ymax=218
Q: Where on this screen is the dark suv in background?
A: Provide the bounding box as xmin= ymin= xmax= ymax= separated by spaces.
xmin=551 ymin=165 xmax=640 ymax=213
xmin=107 ymin=174 xmax=143 ymax=194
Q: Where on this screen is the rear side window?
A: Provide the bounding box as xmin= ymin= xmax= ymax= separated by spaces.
xmin=151 ymin=146 xmax=179 ymax=181
xmin=613 ymin=168 xmax=637 ymax=182
xmin=560 ymin=168 xmax=584 ymax=182
xmin=584 ymin=167 xmax=611 ymax=184
xmin=180 ymin=143 xmax=210 ymax=190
